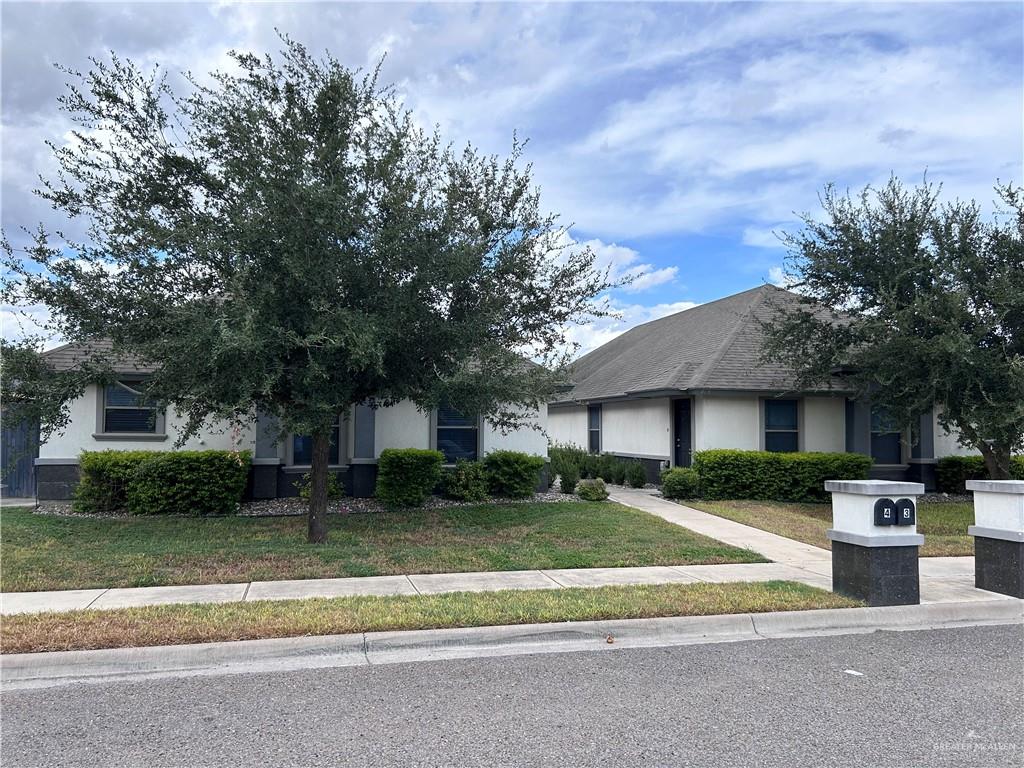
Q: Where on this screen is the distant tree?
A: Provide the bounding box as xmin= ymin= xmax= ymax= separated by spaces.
xmin=763 ymin=178 xmax=1024 ymax=479
xmin=1 ymin=38 xmax=616 ymax=541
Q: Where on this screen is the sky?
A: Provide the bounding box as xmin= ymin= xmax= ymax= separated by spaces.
xmin=2 ymin=1 xmax=1022 ymax=355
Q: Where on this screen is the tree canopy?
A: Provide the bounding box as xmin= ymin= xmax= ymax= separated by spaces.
xmin=1 ymin=38 xmax=616 ymax=539
xmin=763 ymin=177 xmax=1024 ymax=479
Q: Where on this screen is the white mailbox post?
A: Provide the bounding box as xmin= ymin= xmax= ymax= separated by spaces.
xmin=825 ymin=480 xmax=925 ymax=606
xmin=966 ymin=480 xmax=1024 ymax=598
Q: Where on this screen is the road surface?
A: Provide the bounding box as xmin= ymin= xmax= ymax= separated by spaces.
xmin=2 ymin=624 xmax=1022 ymax=767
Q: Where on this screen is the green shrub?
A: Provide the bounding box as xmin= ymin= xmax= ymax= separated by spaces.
xmin=559 ymin=464 xmax=579 ymax=494
xmin=661 ymin=467 xmax=700 ymax=500
xmin=375 ymin=448 xmax=444 ymax=507
xmin=125 ymin=451 xmax=252 ymax=516
xmin=74 ymin=450 xmax=154 ymax=514
xmin=692 ymin=449 xmax=872 ymax=502
xmin=439 ymin=460 xmax=489 ymax=502
xmin=936 ymin=455 xmax=1024 ymax=493
xmin=576 ymin=477 xmax=609 ymax=501
xmin=483 ymin=450 xmax=545 ymax=498
xmin=293 ymin=471 xmax=345 ymax=501
xmin=549 ymin=443 xmax=588 ymax=478
xmin=75 ymin=449 xmax=251 ymax=516
xmin=624 ymin=461 xmax=648 ymax=488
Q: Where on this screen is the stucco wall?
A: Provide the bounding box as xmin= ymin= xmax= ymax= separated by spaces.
xmin=547 ymin=405 xmax=589 ymax=449
xmin=803 ymin=396 xmax=846 ymax=453
xmin=694 ymin=395 xmax=760 ymax=451
xmin=933 ymin=408 xmax=977 ymax=457
xmin=601 ymin=398 xmax=671 ymax=458
xmin=373 ymin=400 xmax=431 ymax=456
xmin=482 ymin=404 xmax=548 ymax=458
xmin=39 ymin=384 xmax=254 ymax=459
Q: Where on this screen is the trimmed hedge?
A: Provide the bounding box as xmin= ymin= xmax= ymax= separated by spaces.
xmin=576 ymin=477 xmax=609 ymax=501
xmin=661 ymin=467 xmax=700 ymax=500
xmin=483 ymin=450 xmax=545 ymax=499
xmin=74 ymin=450 xmax=251 ymax=516
xmin=74 ymin=450 xmax=155 ymax=515
xmin=126 ymin=451 xmax=252 ymax=516
xmin=936 ymin=455 xmax=1024 ymax=493
xmin=692 ymin=449 xmax=873 ymax=502
xmin=440 ymin=460 xmax=489 ymax=502
xmin=375 ymin=448 xmax=444 ymax=507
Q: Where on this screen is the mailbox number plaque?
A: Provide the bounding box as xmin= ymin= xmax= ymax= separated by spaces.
xmin=873 ymin=497 xmax=916 ymax=527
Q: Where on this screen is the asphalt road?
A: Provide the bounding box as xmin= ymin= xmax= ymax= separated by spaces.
xmin=2 ymin=625 xmax=1022 ymax=768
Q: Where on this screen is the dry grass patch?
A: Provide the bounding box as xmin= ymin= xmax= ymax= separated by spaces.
xmin=686 ymin=500 xmax=974 ymax=557
xmin=0 ymin=580 xmax=858 ymax=654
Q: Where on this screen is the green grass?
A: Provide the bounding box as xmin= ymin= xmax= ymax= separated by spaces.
xmin=0 ymin=580 xmax=858 ymax=654
xmin=686 ymin=499 xmax=974 ymax=557
xmin=0 ymin=502 xmax=764 ymax=592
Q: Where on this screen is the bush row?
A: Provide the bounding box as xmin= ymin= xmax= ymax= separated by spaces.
xmin=935 ymin=455 xmax=1024 ymax=493
xmin=691 ymin=449 xmax=873 ymax=503
xmin=548 ymin=443 xmax=647 ymax=489
xmin=75 ymin=449 xmax=251 ymax=516
xmin=375 ymin=448 xmax=546 ymax=507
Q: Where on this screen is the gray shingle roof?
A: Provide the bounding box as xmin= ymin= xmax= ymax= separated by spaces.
xmin=40 ymin=339 xmax=157 ymax=374
xmin=557 ymin=285 xmax=847 ymax=402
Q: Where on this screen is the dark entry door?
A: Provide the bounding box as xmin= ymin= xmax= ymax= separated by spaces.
xmin=1 ymin=415 xmax=38 ymax=498
xmin=673 ymin=399 xmax=691 ymax=467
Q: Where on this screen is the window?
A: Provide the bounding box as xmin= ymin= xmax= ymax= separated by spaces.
xmin=764 ymin=399 xmax=798 ymax=452
xmin=437 ymin=403 xmax=479 ymax=463
xmin=871 ymin=407 xmax=903 ymax=464
xmin=103 ymin=380 xmax=161 ymax=433
xmin=588 ymin=405 xmax=601 ymax=453
xmin=292 ymin=420 xmax=341 ymax=465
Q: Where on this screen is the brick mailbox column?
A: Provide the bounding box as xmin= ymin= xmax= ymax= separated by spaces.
xmin=966 ymin=480 xmax=1024 ymax=599
xmin=824 ymin=480 xmax=925 ymax=606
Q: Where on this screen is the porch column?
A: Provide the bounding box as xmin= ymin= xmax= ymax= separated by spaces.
xmin=966 ymin=480 xmax=1024 ymax=598
xmin=825 ymin=480 xmax=924 ymax=606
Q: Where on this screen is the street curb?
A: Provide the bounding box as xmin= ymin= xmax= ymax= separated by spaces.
xmin=2 ymin=599 xmax=1020 ymax=690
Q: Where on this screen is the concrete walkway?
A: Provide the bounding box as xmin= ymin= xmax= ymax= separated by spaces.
xmin=607 ymin=486 xmax=1014 ymax=608
xmin=2 ymin=489 xmax=1016 ymax=615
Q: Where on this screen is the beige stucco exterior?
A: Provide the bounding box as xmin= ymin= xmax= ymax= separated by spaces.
xmin=601 ymin=399 xmax=672 ymax=458
xmin=40 ymin=386 xmax=546 ymax=462
xmin=803 ymin=396 xmax=847 ymax=453
xmin=693 ymin=394 xmax=760 ymax=451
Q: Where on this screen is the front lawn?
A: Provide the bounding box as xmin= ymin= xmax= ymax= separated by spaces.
xmin=686 ymin=500 xmax=973 ymax=557
xmin=0 ymin=580 xmax=857 ymax=653
xmin=0 ymin=502 xmax=764 ymax=592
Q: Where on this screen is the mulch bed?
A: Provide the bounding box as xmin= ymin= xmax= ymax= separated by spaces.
xmin=29 ymin=490 xmax=575 ymax=519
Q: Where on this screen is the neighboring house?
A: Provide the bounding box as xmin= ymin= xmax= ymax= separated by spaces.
xmin=548 ymin=285 xmax=973 ymax=489
xmin=34 ymin=341 xmax=547 ymax=501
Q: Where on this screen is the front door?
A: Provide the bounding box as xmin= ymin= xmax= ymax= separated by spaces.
xmin=673 ymin=399 xmax=692 ymax=467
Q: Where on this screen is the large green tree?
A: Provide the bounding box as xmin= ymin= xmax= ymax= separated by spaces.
xmin=763 ymin=177 xmax=1024 ymax=479
xmin=1 ymin=39 xmax=615 ymax=540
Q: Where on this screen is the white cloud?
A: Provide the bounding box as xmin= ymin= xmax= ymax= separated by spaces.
xmin=742 ymin=227 xmax=787 ymax=250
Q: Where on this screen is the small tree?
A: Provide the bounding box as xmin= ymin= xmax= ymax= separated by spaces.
xmin=763 ymin=178 xmax=1024 ymax=479
xmin=1 ymin=39 xmax=616 ymax=540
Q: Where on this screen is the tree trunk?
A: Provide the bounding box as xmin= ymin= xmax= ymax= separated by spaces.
xmin=978 ymin=439 xmax=1012 ymax=480
xmin=307 ymin=430 xmax=331 ymax=544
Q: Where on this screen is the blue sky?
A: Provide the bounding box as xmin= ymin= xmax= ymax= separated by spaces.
xmin=2 ymin=2 xmax=1022 ymax=353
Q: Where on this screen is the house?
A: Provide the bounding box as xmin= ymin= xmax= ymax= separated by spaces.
xmin=33 ymin=341 xmax=548 ymax=501
xmin=547 ymin=285 xmax=973 ymax=489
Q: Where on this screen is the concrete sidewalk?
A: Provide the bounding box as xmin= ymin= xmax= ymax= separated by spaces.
xmin=1 ymin=562 xmax=830 ymax=615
